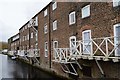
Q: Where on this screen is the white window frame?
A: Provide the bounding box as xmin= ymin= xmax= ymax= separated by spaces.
xmin=114 ymin=23 xmax=120 ymax=56
xmin=53 ymin=20 xmax=57 ymax=31
xmin=82 ymin=5 xmax=90 ymax=18
xmin=25 ymin=36 xmax=26 ymax=41
xmin=44 ymin=42 xmax=48 ymax=57
xmin=69 ymin=36 xmax=76 ymax=48
xmin=53 ymin=41 xmax=58 ymax=58
xmin=31 ymin=45 xmax=33 ymax=49
xmin=52 ymin=2 xmax=57 ymax=10
xmin=36 ymin=33 xmax=38 ymax=41
xmin=44 ymin=9 xmax=47 ymax=17
xmin=27 ymin=34 xmax=29 ymax=40
xmin=22 ymin=27 xmax=24 ymax=32
xmin=82 ymin=30 xmax=92 ymax=54
xmin=20 ymin=38 xmax=21 ymax=45
xmin=31 ymin=32 xmax=33 ymax=38
xmin=113 ymin=0 xmax=120 ymax=7
xmin=25 ymin=25 xmax=27 ymax=29
xmin=44 ymin=24 xmax=48 ymax=34
xmin=23 ymin=36 xmax=24 ymax=41
xmin=69 ymin=11 xmax=76 ymax=25
xmin=35 ymin=16 xmax=38 ymax=26
xmin=69 ymin=36 xmax=76 ymax=56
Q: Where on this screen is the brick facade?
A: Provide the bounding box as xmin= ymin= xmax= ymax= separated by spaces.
xmin=8 ymin=33 xmax=19 ymax=51
xmin=8 ymin=1 xmax=120 ymax=79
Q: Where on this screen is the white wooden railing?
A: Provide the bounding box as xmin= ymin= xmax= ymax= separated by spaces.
xmin=17 ymin=49 xmax=40 ymax=57
xmin=53 ymin=36 xmax=120 ymax=63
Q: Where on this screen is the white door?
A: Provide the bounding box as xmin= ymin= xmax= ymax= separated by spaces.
xmin=114 ymin=24 xmax=120 ymax=56
xmin=69 ymin=36 xmax=76 ymax=55
xmin=82 ymin=30 xmax=92 ymax=54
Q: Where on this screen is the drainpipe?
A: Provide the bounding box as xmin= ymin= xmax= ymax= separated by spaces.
xmin=49 ymin=4 xmax=51 ymax=68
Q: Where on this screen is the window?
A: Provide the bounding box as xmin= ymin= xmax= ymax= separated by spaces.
xmin=23 ymin=36 xmax=24 ymax=41
xmin=35 ymin=16 xmax=38 ymax=26
xmin=52 ymin=2 xmax=57 ymax=10
xmin=44 ymin=9 xmax=47 ymax=17
xmin=31 ymin=45 xmax=33 ymax=49
xmin=82 ymin=5 xmax=90 ymax=18
xmin=44 ymin=25 xmax=48 ymax=34
xmin=27 ymin=45 xmax=29 ymax=50
xmin=69 ymin=36 xmax=76 ymax=48
xmin=31 ymin=32 xmax=33 ymax=38
xmin=69 ymin=11 xmax=76 ymax=25
xmin=25 ymin=25 xmax=27 ymax=29
xmin=45 ymin=42 xmax=48 ymax=57
xmin=36 ymin=33 xmax=38 ymax=41
xmin=53 ymin=41 xmax=58 ymax=58
xmin=82 ymin=30 xmax=92 ymax=54
xmin=27 ymin=34 xmax=29 ymax=40
xmin=25 ymin=36 xmax=26 ymax=41
xmin=69 ymin=36 xmax=76 ymax=55
xmin=20 ymin=38 xmax=21 ymax=45
xmin=28 ymin=23 xmax=31 ymax=28
xmin=114 ymin=23 xmax=120 ymax=56
xmin=53 ymin=20 xmax=57 ymax=31
xmin=113 ymin=0 xmax=120 ymax=7
xmin=23 ymin=46 xmax=24 ymax=50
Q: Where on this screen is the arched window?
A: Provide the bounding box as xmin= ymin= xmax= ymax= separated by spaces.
xmin=82 ymin=30 xmax=92 ymax=54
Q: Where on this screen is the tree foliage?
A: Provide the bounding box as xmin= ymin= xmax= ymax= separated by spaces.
xmin=0 ymin=42 xmax=8 ymax=50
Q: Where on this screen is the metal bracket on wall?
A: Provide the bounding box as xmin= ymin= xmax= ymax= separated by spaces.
xmin=31 ymin=57 xmax=40 ymax=65
xmin=95 ymin=59 xmax=105 ymax=76
xmin=60 ymin=60 xmax=82 ymax=76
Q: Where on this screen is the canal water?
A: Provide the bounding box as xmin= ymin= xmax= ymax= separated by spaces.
xmin=0 ymin=54 xmax=65 ymax=80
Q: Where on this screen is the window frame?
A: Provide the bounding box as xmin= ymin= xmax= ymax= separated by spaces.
xmin=44 ymin=24 xmax=48 ymax=34
xmin=114 ymin=23 xmax=120 ymax=56
xmin=53 ymin=41 xmax=58 ymax=58
xmin=113 ymin=0 xmax=120 ymax=7
xmin=69 ymin=11 xmax=76 ymax=25
xmin=53 ymin=20 xmax=57 ymax=31
xmin=44 ymin=9 xmax=48 ymax=17
xmin=82 ymin=30 xmax=92 ymax=54
xmin=44 ymin=42 xmax=48 ymax=57
xmin=82 ymin=5 xmax=90 ymax=19
xmin=52 ymin=2 xmax=57 ymax=10
xmin=69 ymin=36 xmax=76 ymax=48
xmin=31 ymin=32 xmax=33 ymax=38
xmin=27 ymin=34 xmax=29 ymax=40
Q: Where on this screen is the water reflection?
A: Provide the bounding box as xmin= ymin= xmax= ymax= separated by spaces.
xmin=0 ymin=54 xmax=62 ymax=80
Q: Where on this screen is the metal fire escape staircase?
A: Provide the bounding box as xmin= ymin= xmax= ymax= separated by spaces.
xmin=52 ymin=36 xmax=120 ymax=76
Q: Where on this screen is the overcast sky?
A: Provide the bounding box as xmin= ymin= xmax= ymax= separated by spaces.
xmin=0 ymin=0 xmax=51 ymax=42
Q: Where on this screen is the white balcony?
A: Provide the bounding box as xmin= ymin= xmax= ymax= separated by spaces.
xmin=16 ymin=49 xmax=40 ymax=57
xmin=53 ymin=36 xmax=120 ymax=63
xmin=27 ymin=49 xmax=40 ymax=57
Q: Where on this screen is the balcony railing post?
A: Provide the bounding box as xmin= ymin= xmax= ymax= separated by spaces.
xmin=105 ymin=38 xmax=109 ymax=58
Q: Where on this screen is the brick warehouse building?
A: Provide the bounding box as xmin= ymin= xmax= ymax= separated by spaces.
xmin=8 ymin=33 xmax=19 ymax=55
xmin=19 ymin=15 xmax=38 ymax=51
xmin=8 ymin=1 xmax=120 ymax=79
xmin=38 ymin=1 xmax=120 ymax=79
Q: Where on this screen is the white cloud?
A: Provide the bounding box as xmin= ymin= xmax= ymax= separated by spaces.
xmin=0 ymin=0 xmax=51 ymax=42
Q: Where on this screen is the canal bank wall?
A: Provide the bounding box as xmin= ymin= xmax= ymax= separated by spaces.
xmin=7 ymin=54 xmax=71 ymax=80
